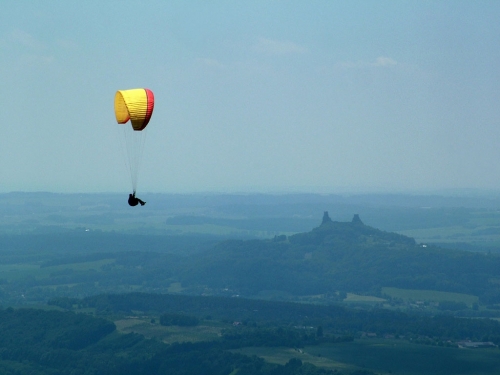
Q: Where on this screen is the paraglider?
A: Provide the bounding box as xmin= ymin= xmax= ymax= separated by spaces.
xmin=114 ymin=88 xmax=154 ymax=206
xmin=128 ymin=192 xmax=146 ymax=206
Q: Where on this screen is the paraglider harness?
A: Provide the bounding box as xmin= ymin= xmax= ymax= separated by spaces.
xmin=128 ymin=192 xmax=146 ymax=206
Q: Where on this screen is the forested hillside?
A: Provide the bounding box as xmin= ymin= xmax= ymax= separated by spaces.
xmin=2 ymin=212 xmax=500 ymax=311
xmin=176 ymin=213 xmax=500 ymax=304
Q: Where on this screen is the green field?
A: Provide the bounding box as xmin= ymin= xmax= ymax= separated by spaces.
xmin=231 ymin=346 xmax=355 ymax=372
xmin=397 ymin=223 xmax=500 ymax=250
xmin=236 ymin=339 xmax=500 ymax=375
xmin=115 ymin=317 xmax=224 ymax=344
xmin=0 ymin=259 xmax=115 ymax=281
xmin=310 ymin=340 xmax=500 ymax=375
xmin=382 ymin=287 xmax=479 ymax=306
xmin=344 ymin=293 xmax=386 ymax=303
xmin=167 ymin=282 xmax=184 ymax=293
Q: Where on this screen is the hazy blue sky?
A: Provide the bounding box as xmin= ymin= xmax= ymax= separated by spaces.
xmin=1 ymin=1 xmax=499 ymax=194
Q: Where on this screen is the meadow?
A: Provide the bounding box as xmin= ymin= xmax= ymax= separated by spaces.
xmin=235 ymin=339 xmax=500 ymax=375
xmin=381 ymin=287 xmax=479 ymax=306
xmin=114 ymin=316 xmax=225 ymax=344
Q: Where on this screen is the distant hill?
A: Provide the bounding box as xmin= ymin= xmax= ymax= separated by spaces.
xmin=2 ymin=210 xmax=500 ymax=309
xmin=176 ymin=212 xmax=500 ymax=304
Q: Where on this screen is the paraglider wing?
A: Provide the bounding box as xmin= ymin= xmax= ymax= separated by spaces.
xmin=114 ymin=88 xmax=155 ymax=131
xmin=113 ymin=88 xmax=155 ymax=193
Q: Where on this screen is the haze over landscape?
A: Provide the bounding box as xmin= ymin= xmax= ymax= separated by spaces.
xmin=1 ymin=1 xmax=499 ymax=193
xmin=2 ymin=2 xmax=500 ymax=375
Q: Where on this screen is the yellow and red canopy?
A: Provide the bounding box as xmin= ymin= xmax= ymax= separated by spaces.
xmin=114 ymin=88 xmax=154 ymax=131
